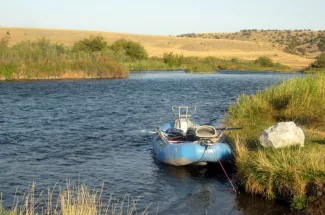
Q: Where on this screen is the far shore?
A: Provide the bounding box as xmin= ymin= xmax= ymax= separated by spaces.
xmin=0 ymin=32 xmax=302 ymax=81
xmin=0 ymin=27 xmax=314 ymax=68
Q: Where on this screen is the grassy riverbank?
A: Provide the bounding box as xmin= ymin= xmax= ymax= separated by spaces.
xmin=224 ymin=74 xmax=325 ymax=210
xmin=0 ymin=182 xmax=148 ymax=215
xmin=0 ymin=34 xmax=293 ymax=80
xmin=123 ymin=55 xmax=291 ymax=73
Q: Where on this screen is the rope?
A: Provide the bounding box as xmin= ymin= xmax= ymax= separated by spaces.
xmin=218 ymin=160 xmax=237 ymax=193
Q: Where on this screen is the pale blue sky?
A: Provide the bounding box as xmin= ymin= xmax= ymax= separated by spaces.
xmin=1 ymin=0 xmax=324 ymax=35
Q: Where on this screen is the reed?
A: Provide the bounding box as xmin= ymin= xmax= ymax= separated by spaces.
xmin=225 ymin=74 xmax=325 ymax=210
xmin=121 ymin=60 xmax=175 ymax=71
xmin=0 ymin=182 xmax=149 ymax=215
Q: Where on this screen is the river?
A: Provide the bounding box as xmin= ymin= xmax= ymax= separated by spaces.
xmin=0 ymin=71 xmax=298 ymax=214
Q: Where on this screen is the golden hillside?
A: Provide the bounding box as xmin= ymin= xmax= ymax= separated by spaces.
xmin=0 ymin=27 xmax=315 ymax=69
xmin=178 ymin=30 xmax=325 ymax=58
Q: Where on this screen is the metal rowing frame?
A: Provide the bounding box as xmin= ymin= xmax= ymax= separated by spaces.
xmin=172 ymin=106 xmax=196 ymax=119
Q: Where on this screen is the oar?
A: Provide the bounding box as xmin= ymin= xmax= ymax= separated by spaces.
xmin=215 ymin=127 xmax=242 ymax=131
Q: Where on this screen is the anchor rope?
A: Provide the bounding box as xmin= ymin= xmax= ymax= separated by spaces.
xmin=218 ymin=160 xmax=237 ymax=193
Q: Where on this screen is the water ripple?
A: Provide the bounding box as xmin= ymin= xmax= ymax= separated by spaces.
xmin=0 ymin=71 xmax=295 ymax=214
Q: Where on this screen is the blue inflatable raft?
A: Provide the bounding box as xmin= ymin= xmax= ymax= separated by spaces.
xmin=152 ymin=106 xmax=233 ymax=166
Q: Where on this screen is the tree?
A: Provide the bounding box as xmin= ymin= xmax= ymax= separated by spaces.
xmin=163 ymin=52 xmax=184 ymax=67
xmin=110 ymin=39 xmax=148 ymax=60
xmin=318 ymin=39 xmax=325 ymax=52
xmin=72 ymin=35 xmax=107 ymax=52
xmin=311 ymin=53 xmax=325 ymax=68
xmin=317 ymin=33 xmax=325 ymax=50
xmin=0 ymin=35 xmax=10 ymax=51
xmin=254 ymin=56 xmax=274 ymax=67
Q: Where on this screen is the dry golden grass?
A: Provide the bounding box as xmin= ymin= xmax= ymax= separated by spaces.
xmin=183 ymin=30 xmax=324 ymax=59
xmin=0 ymin=27 xmax=313 ymax=69
xmin=0 ymin=181 xmax=150 ymax=215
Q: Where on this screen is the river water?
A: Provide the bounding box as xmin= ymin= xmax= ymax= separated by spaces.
xmin=0 ymin=71 xmax=297 ymax=214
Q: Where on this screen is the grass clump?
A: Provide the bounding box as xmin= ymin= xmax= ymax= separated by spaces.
xmin=224 ymin=74 xmax=325 ymax=210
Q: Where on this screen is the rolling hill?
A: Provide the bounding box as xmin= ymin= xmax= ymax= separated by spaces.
xmin=0 ymin=27 xmax=316 ymax=69
xmin=178 ymin=29 xmax=325 ymax=59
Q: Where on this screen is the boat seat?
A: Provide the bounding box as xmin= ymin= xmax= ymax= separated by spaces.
xmin=195 ymin=125 xmax=218 ymax=138
xmin=174 ymin=118 xmax=195 ymax=133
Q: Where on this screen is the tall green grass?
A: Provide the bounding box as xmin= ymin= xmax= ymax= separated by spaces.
xmin=227 ymin=75 xmax=325 ymax=145
xmin=224 ymin=74 xmax=325 ymax=209
xmin=123 ymin=55 xmax=291 ymax=73
xmin=0 ymin=38 xmax=128 ymax=80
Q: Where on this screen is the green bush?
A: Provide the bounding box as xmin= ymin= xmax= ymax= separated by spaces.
xmin=318 ymin=39 xmax=325 ymax=51
xmin=254 ymin=56 xmax=274 ymax=67
xmin=163 ymin=52 xmax=184 ymax=67
xmin=311 ymin=53 xmax=325 ymax=68
xmin=72 ymin=35 xmax=107 ymax=52
xmin=110 ymin=39 xmax=148 ymax=60
xmin=0 ymin=35 xmax=10 ymax=52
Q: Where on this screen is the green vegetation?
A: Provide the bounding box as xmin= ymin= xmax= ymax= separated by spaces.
xmin=0 ymin=33 xmax=293 ymax=80
xmin=0 ymin=36 xmax=128 ymax=80
xmin=224 ymin=75 xmax=325 ymax=210
xmin=302 ymin=53 xmax=325 ymax=73
xmin=0 ymin=182 xmax=149 ymax=215
xmin=311 ymin=53 xmax=325 ymax=68
xmin=72 ymin=35 xmax=108 ymax=52
xmin=254 ymin=56 xmax=275 ymax=67
xmin=111 ymin=39 xmax=148 ymax=60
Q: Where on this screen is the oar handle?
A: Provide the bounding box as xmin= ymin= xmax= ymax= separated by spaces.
xmin=215 ymin=127 xmax=243 ymax=131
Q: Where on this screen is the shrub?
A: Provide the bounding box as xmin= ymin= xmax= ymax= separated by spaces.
xmin=254 ymin=56 xmax=274 ymax=67
xmin=163 ymin=52 xmax=184 ymax=67
xmin=110 ymin=39 xmax=148 ymax=60
xmin=284 ymin=42 xmax=298 ymax=54
xmin=0 ymin=35 xmax=10 ymax=52
xmin=311 ymin=53 xmax=325 ymax=68
xmin=317 ymin=39 xmax=325 ymax=51
xmin=72 ymin=35 xmax=107 ymax=52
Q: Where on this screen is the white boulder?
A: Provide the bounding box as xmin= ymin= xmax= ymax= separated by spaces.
xmin=259 ymin=122 xmax=305 ymax=148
